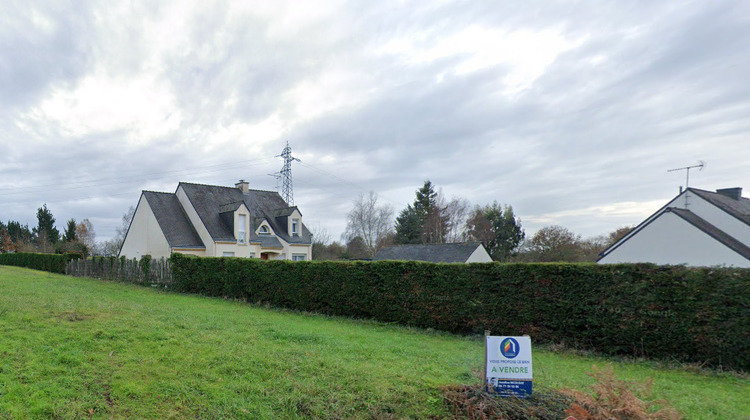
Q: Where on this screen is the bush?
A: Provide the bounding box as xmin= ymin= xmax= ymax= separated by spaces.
xmin=0 ymin=252 xmax=70 ymax=274
xmin=169 ymin=255 xmax=750 ymax=371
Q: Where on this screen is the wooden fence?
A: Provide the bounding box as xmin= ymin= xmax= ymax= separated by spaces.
xmin=66 ymin=257 xmax=173 ymax=286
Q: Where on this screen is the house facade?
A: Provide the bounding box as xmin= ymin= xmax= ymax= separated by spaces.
xmin=598 ymin=187 xmax=750 ymax=267
xmin=119 ymin=181 xmax=312 ymax=261
xmin=373 ymin=242 xmax=493 ymax=263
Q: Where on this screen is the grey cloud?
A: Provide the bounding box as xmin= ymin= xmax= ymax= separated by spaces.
xmin=0 ymin=2 xmax=94 ymax=110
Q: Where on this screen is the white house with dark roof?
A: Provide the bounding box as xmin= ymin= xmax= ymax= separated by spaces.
xmin=373 ymin=242 xmax=492 ymax=263
xmin=119 ymin=181 xmax=312 ymax=260
xmin=598 ymin=187 xmax=750 ymax=267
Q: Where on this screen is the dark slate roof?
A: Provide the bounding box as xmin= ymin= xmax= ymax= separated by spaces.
xmin=689 ymin=188 xmax=750 ymax=227
xmin=667 ymin=208 xmax=750 ymax=261
xmin=254 ymin=235 xmax=283 ymax=248
xmin=373 ymin=242 xmax=485 ymax=263
xmin=178 ymin=182 xmax=312 ymax=245
xmin=274 ymin=207 xmax=300 ymax=217
xmin=142 ymin=191 xmax=205 ymax=248
xmin=218 ymin=201 xmax=245 ymax=214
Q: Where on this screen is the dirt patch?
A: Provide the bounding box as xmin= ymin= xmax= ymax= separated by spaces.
xmin=55 ymin=310 xmax=91 ymax=322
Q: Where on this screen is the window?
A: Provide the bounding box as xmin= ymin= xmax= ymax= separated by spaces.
xmin=259 ymin=225 xmax=270 ymax=235
xmin=292 ymin=254 xmax=306 ymax=261
xmin=292 ymin=219 xmax=299 ymax=236
xmin=249 ymin=252 xmax=255 ymax=258
xmin=238 ymin=214 xmax=246 ymax=244
xmin=222 ymin=252 xmax=235 ymax=257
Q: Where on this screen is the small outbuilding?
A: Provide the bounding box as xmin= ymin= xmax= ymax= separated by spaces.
xmin=373 ymin=242 xmax=492 ymax=263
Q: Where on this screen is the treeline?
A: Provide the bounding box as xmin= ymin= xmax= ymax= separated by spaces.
xmin=1 ymin=204 xmax=136 ymax=257
xmin=0 ymin=204 xmax=94 ymax=256
xmin=314 ymin=180 xmax=631 ymax=262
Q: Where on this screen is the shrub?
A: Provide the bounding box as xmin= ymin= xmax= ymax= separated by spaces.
xmin=169 ymin=255 xmax=750 ymax=371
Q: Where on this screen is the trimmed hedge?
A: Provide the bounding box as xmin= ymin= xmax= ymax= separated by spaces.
xmin=172 ymin=255 xmax=749 ymax=371
xmin=0 ymin=252 xmax=80 ymax=274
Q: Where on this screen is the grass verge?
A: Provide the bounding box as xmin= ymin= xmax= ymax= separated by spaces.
xmin=0 ymin=266 xmax=747 ymax=419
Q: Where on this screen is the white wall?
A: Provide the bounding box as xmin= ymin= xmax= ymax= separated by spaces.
xmin=288 ymin=244 xmax=312 ymax=261
xmin=599 ymin=212 xmax=750 ymax=267
xmin=119 ymin=196 xmax=171 ymax=260
xmin=466 ymin=246 xmax=492 ymax=263
xmin=670 ymin=191 xmax=750 ymax=246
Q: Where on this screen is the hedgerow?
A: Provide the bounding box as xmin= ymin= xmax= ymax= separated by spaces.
xmin=177 ymin=255 xmax=750 ymax=370
xmin=0 ymin=252 xmax=80 ymax=274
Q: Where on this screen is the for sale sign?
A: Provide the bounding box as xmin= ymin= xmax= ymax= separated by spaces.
xmin=485 ymin=336 xmax=532 ymax=397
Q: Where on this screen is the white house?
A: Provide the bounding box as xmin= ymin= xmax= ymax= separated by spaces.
xmin=373 ymin=242 xmax=493 ymax=263
xmin=119 ymin=181 xmax=312 ymax=261
xmin=598 ymin=187 xmax=750 ymax=267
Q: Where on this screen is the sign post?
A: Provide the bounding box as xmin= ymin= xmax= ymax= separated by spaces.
xmin=485 ymin=336 xmax=533 ymax=397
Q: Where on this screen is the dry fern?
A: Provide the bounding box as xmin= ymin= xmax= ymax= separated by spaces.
xmin=560 ymin=365 xmax=682 ymax=420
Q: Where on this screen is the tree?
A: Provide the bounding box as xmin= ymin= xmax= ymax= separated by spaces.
xmin=417 ymin=181 xmax=448 ymax=244
xmin=63 ymin=218 xmax=77 ymax=242
xmin=466 ymin=202 xmax=525 ymax=261
xmin=5 ymin=220 xmax=31 ymax=251
xmin=343 ymin=236 xmax=369 ymax=260
xmin=33 ymin=204 xmax=60 ymax=252
xmin=76 ymin=219 xmax=96 ymax=251
xmin=98 ymin=206 xmax=135 ymax=256
xmin=395 ymin=180 xmax=449 ymax=244
xmin=394 ymin=204 xmax=423 ymax=244
xmin=444 ymin=197 xmax=470 ymax=243
xmin=522 ymin=225 xmax=581 ymax=262
xmin=344 ymin=191 xmax=394 ymax=257
xmin=310 ymin=224 xmax=342 ymax=261
xmin=606 ymin=226 xmax=634 ymax=247
xmin=0 ymin=227 xmax=12 ymax=253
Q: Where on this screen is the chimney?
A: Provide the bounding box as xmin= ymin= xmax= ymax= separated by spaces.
xmin=716 ymin=187 xmax=743 ymax=200
xmin=236 ymin=179 xmax=249 ymax=194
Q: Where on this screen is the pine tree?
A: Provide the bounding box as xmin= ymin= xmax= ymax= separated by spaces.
xmin=33 ymin=204 xmax=60 ymax=251
xmin=394 ymin=180 xmax=449 ymax=244
xmin=63 ymin=218 xmax=77 ymax=242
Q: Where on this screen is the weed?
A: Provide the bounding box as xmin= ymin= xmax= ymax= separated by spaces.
xmin=560 ymin=366 xmax=682 ymax=420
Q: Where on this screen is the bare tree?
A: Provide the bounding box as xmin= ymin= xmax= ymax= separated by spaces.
xmin=97 ymin=206 xmax=135 ymax=256
xmin=444 ymin=197 xmax=470 ymax=243
xmin=343 ymin=191 xmax=394 ymax=257
xmin=309 ymin=223 xmax=332 ymax=245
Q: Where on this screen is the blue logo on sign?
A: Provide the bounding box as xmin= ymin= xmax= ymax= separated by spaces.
xmin=500 ymin=337 xmax=520 ymax=359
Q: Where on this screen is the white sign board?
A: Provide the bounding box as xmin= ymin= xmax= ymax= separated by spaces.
xmin=485 ymin=336 xmax=532 ymax=397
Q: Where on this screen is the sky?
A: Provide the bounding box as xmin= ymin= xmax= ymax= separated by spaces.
xmin=1 ymin=0 xmax=749 ymax=244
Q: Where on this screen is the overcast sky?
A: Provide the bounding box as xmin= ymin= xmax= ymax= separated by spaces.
xmin=2 ymin=1 xmax=749 ymax=244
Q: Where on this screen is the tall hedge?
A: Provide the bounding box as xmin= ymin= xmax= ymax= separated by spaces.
xmin=171 ymin=254 xmax=750 ymax=371
xmin=0 ymin=252 xmax=79 ymax=274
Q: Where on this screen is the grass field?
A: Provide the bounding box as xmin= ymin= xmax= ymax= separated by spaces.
xmin=0 ymin=266 xmax=747 ymax=419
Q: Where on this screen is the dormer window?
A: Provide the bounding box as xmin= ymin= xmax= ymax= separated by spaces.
xmin=259 ymin=225 xmax=270 ymax=235
xmin=238 ymin=214 xmax=246 ymax=244
xmin=292 ymin=219 xmax=299 ymax=236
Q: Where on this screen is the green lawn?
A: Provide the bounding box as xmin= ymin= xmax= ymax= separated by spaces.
xmin=0 ymin=266 xmax=747 ymax=419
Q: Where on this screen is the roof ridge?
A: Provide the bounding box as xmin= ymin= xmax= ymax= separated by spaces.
xmin=383 ymin=242 xmax=480 ymax=247
xmin=142 ymin=190 xmax=173 ymax=195
xmin=178 ymin=181 xmax=277 ymax=194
